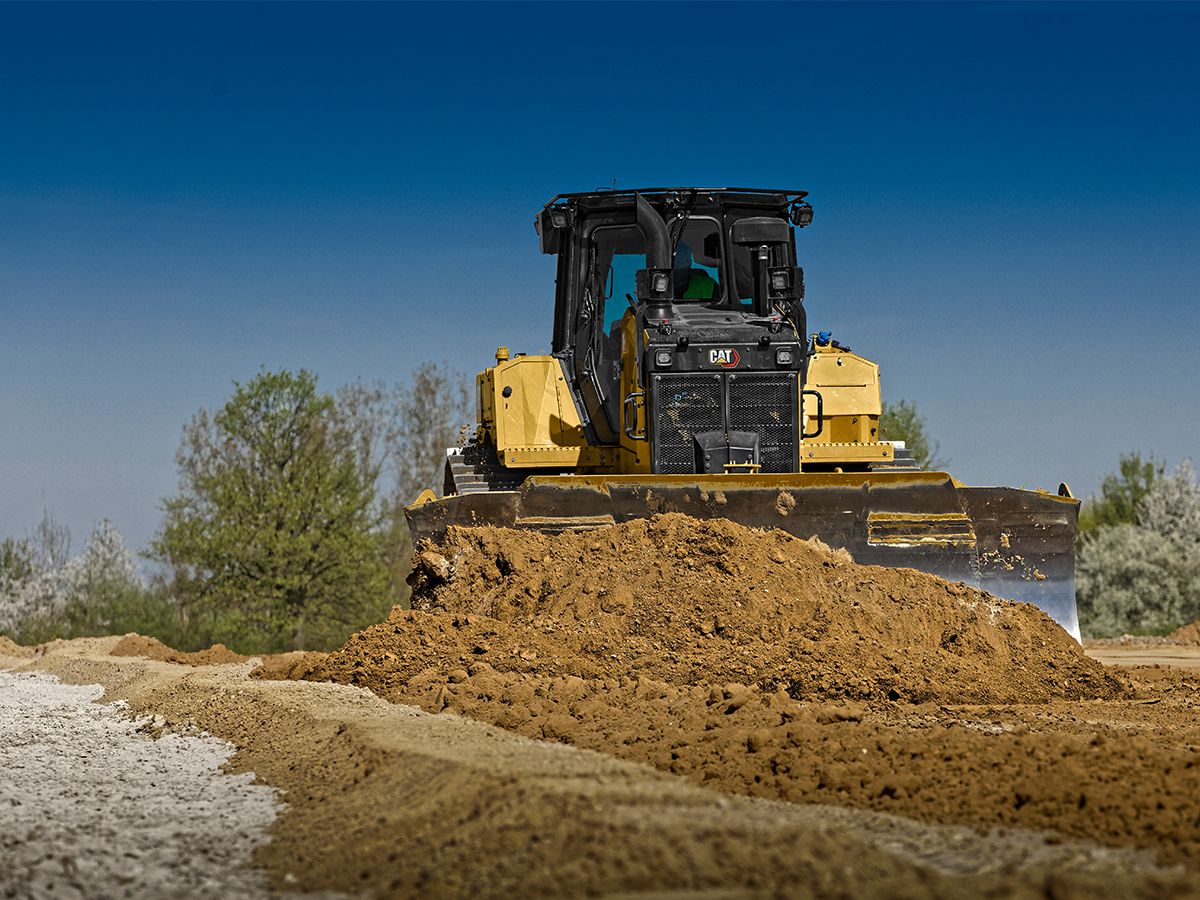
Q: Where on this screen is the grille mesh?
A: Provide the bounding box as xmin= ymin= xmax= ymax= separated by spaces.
xmin=729 ymin=375 xmax=797 ymax=473
xmin=651 ymin=373 xmax=797 ymax=474
xmin=653 ymin=375 xmax=722 ymax=474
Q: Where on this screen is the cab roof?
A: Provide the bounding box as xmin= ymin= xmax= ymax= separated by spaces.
xmin=542 ymin=187 xmax=809 ymax=212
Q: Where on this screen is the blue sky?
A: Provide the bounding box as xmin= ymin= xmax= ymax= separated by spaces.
xmin=0 ymin=1 xmax=1197 ymax=555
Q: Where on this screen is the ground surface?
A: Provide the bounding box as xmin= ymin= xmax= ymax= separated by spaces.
xmin=0 ymin=669 xmax=280 ymax=900
xmin=3 ymin=514 xmax=1200 ymax=898
xmin=2 ymin=639 xmax=1195 ymax=900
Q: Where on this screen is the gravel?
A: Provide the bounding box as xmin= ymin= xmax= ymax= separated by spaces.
xmin=0 ymin=671 xmax=281 ymax=899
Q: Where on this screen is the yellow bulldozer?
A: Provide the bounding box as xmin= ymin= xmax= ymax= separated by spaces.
xmin=406 ymin=188 xmax=1081 ymax=640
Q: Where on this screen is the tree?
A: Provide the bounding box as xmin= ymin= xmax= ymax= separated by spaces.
xmin=0 ymin=508 xmax=73 ymax=635
xmin=1077 ymin=458 xmax=1200 ymax=636
xmin=151 ymin=369 xmax=391 ymax=652
xmin=1139 ymin=458 xmax=1200 ymax=543
xmin=1078 ymin=452 xmax=1164 ymax=535
xmin=878 ymin=399 xmax=946 ymax=469
xmin=1 ymin=517 xmax=167 ymax=644
xmin=391 ymin=361 xmax=472 ymax=507
xmin=335 ymin=363 xmax=471 ymax=601
xmin=0 ymin=536 xmax=35 ymax=586
xmin=335 ymin=362 xmax=471 ymax=510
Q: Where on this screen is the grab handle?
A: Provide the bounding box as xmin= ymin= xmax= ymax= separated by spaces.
xmin=623 ymin=390 xmax=646 ymax=441
xmin=801 ymin=389 xmax=824 ymax=439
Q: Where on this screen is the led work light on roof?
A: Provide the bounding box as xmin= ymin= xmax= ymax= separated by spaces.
xmin=790 ymin=202 xmax=814 ymax=228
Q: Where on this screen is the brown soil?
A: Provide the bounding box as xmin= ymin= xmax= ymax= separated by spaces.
xmin=1172 ymin=619 xmax=1200 ymax=645
xmin=254 ymin=515 xmax=1200 ymax=868
xmin=110 ymin=634 xmax=249 ymax=666
xmin=8 ymin=639 xmax=1195 ymax=899
xmin=0 ymin=635 xmax=33 ymax=658
xmin=400 ymin=515 xmax=1123 ymax=704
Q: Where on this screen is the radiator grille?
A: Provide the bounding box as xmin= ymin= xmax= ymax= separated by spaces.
xmin=729 ymin=374 xmax=797 ymax=473
xmin=653 ymin=375 xmax=723 ymax=474
xmin=651 ymin=373 xmax=797 ymax=474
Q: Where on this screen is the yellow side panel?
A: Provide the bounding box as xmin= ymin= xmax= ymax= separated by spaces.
xmin=802 ymin=347 xmax=889 ymax=455
xmin=483 ymin=356 xmax=611 ymax=468
xmin=805 ymin=349 xmax=882 ymax=415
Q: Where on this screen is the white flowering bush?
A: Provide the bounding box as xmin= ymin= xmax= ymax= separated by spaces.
xmin=0 ymin=519 xmax=147 ymax=641
xmin=1078 ymin=459 xmax=1200 ymax=636
xmin=1140 ymin=459 xmax=1200 ymax=544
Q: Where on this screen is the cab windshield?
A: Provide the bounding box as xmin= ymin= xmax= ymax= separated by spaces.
xmin=590 ymin=217 xmax=724 ymax=333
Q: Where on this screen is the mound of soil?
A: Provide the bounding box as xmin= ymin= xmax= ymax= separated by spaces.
xmin=393 ymin=514 xmax=1119 ymax=705
xmin=0 ymin=636 xmax=33 ymax=658
xmin=1170 ymin=619 xmax=1200 ymax=645
xmin=110 ymin=635 xmax=249 ymax=667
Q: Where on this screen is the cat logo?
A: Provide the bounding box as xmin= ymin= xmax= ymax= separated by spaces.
xmin=709 ymin=349 xmax=740 ymax=368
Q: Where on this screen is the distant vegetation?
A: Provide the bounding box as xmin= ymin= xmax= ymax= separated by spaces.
xmin=0 ymin=513 xmax=173 ymax=646
xmin=879 ymin=399 xmax=946 ymax=470
xmin=0 ymin=362 xmax=470 ymax=653
xmin=1077 ymin=453 xmax=1200 ymax=637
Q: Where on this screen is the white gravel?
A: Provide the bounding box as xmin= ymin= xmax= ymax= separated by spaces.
xmin=0 ymin=670 xmax=281 ymax=899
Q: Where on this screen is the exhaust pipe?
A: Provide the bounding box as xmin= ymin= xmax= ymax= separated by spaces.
xmin=635 ymin=194 xmax=671 ymax=271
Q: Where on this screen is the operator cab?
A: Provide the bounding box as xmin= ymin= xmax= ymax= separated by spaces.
xmin=536 ymin=188 xmax=813 ymax=473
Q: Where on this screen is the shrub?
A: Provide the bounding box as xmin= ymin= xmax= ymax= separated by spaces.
xmin=1078 ymin=459 xmax=1200 ymax=636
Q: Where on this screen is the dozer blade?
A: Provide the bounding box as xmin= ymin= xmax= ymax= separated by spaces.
xmin=406 ymin=472 xmax=1081 ymax=641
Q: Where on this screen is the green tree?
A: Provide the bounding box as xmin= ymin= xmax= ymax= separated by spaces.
xmin=878 ymin=399 xmax=946 ymax=469
xmin=0 ymin=537 xmax=34 ymax=585
xmin=151 ymin=369 xmax=390 ymax=652
xmin=1077 ymin=452 xmax=1164 ymax=535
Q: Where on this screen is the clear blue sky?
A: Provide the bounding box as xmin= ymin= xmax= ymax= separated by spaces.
xmin=1 ymin=1 xmax=1197 ymax=556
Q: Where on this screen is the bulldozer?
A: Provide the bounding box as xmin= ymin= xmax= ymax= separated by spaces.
xmin=406 ymin=187 xmax=1081 ymax=641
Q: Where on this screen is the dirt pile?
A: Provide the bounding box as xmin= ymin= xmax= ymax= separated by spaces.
xmin=1089 ymin=618 xmax=1200 ymax=648
xmin=0 ymin=636 xmax=33 ymax=658
xmin=110 ymin=635 xmax=249 ymax=667
xmin=1171 ymin=619 xmax=1200 ymax=645
xmin=396 ymin=514 xmax=1120 ymax=704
